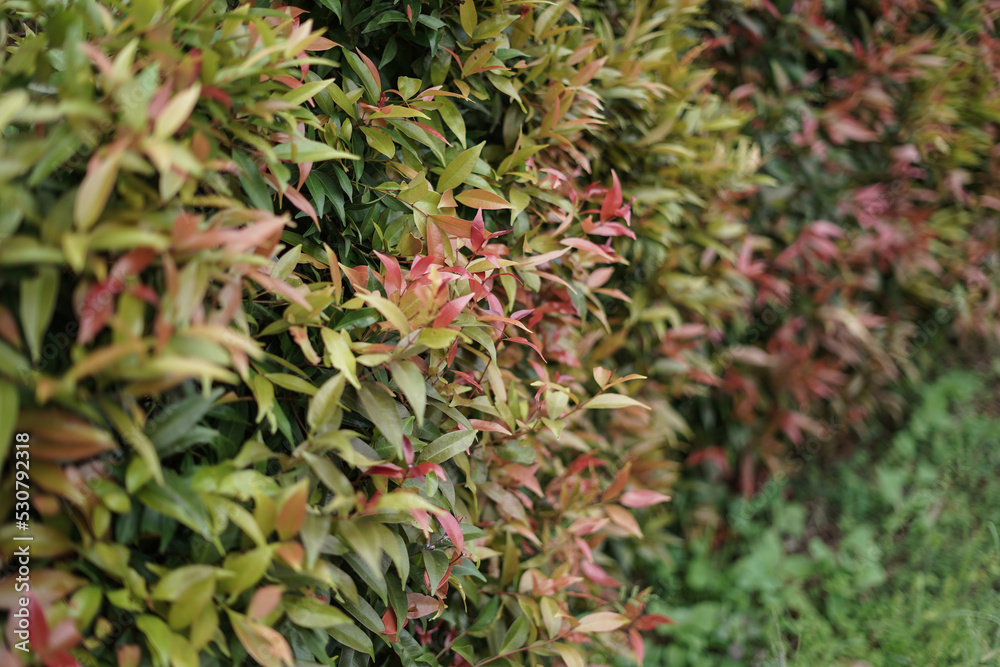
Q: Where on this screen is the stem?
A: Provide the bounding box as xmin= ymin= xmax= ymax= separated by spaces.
xmin=434 ymin=629 xmax=468 ymax=661
xmin=472 ymin=635 xmax=565 ymax=667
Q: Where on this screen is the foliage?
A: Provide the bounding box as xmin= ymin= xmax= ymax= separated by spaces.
xmin=630 ymin=367 xmax=1000 ymax=665
xmin=656 ymin=0 xmax=1000 ymax=508
xmin=0 ymin=0 xmax=757 ymax=664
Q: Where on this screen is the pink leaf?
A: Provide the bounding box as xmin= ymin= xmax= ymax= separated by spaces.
xmin=620 ymin=490 xmax=671 ymax=508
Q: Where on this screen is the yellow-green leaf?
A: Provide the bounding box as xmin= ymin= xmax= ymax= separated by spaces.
xmin=357 ymin=382 xmax=404 ymax=457
xmin=284 ymin=596 xmax=351 ymax=628
xmin=454 ymin=189 xmax=512 ymax=210
xmin=389 ymin=360 xmax=426 ymax=426
xmin=419 ymin=429 xmax=477 ymax=465
xmin=360 ymin=127 xmax=395 ymax=158
xmin=153 ymin=83 xmax=201 ymax=139
xmin=459 ymin=0 xmax=478 ymax=38
xmin=438 ymin=142 xmax=484 ymax=192
xmin=583 ymin=393 xmax=650 ymax=410
xmin=99 ymin=401 xmax=164 ymax=486
xmin=74 ymin=145 xmax=124 ymax=230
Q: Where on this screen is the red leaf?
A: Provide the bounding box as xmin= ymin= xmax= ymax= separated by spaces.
xmin=200 ymin=86 xmax=233 ymax=109
xmin=504 ymin=336 xmax=546 ymax=361
xmin=28 ymin=594 xmax=50 ymax=654
xmin=600 ymin=170 xmax=623 ymax=221
xmin=355 ymin=49 xmax=382 ymax=91
xmin=110 ymin=248 xmax=156 ymax=283
xmin=411 ymin=461 xmax=448 ymax=482
xmin=632 ymin=613 xmax=675 ymax=631
xmin=382 ymin=607 xmax=399 ymax=642
xmin=366 ymin=463 xmax=406 ymax=480
xmin=406 ymin=593 xmax=443 ymax=620
xmin=374 ymin=251 xmax=404 ymax=300
xmin=433 ymin=293 xmax=474 ymax=328
xmin=402 ymin=435 xmax=414 ymax=466
xmin=434 ymin=511 xmax=464 ymax=553
xmin=77 ymin=282 xmax=116 ymax=346
xmin=629 ymin=628 xmax=645 ymax=666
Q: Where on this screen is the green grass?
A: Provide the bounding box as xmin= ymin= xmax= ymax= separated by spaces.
xmin=637 ymin=367 xmax=1000 ymax=666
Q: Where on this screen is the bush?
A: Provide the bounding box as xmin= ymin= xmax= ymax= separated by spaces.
xmin=0 ymin=0 xmax=753 ymax=664
xmin=663 ymin=0 xmax=1000 ymax=506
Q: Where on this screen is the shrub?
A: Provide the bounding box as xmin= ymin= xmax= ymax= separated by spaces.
xmin=0 ymin=0 xmax=743 ymax=665
xmin=662 ymin=0 xmax=1000 ymax=504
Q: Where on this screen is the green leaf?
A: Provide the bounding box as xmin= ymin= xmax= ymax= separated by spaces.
xmin=342 ymin=49 xmax=381 ymax=103
xmin=424 ymin=548 xmax=449 ymax=593
xmin=19 ymin=268 xmax=57 ymax=364
xmin=438 ymin=142 xmax=484 ymax=192
xmin=74 ymin=145 xmax=123 ymax=230
xmin=151 ymin=565 xmax=219 ymax=601
xmin=389 ymin=360 xmax=426 ymax=427
xmin=277 ymin=79 xmax=334 ymax=107
xmin=328 ymin=621 xmax=374 ymax=657
xmin=321 ymin=328 xmax=359 ymax=388
xmin=0 ymin=89 xmax=29 ymax=127
xmin=136 ymin=472 xmax=215 ymax=540
xmin=397 ymin=77 xmax=422 ymax=100
xmin=358 ymin=382 xmax=404 ymax=457
xmin=308 ymin=373 xmax=347 ymax=432
xmin=274 ymin=138 xmax=359 ymax=163
xmin=437 ymin=99 xmax=466 ymax=149
xmin=100 ymin=400 xmax=164 ymax=486
xmin=419 ymin=429 xmax=477 ymax=464
xmin=459 ymin=0 xmax=477 ymax=38
xmin=285 ymin=596 xmax=352 ymax=628
xmin=233 ymin=150 xmax=273 ymax=212
xmin=221 ymin=547 xmax=274 ymax=599
xmin=360 ymin=127 xmax=395 ymax=159
xmin=499 ymin=614 xmax=530 ymax=654
xmin=467 ymin=595 xmax=501 ymax=634
xmin=146 ymin=388 xmax=223 ymax=456
xmin=340 ymin=594 xmax=385 ymax=635
xmin=339 ymin=520 xmax=386 ymax=581
xmin=266 ymin=372 xmax=318 ymax=396
xmin=583 ymin=394 xmax=650 ymax=410
xmin=0 ymin=380 xmax=17 ymax=472
xmin=153 ymin=83 xmax=201 ymax=139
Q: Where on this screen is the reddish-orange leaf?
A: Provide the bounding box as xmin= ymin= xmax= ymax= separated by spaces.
xmin=406 ymin=593 xmax=443 ymax=620
xmin=374 ymin=251 xmax=404 ymax=300
xmin=355 ymin=49 xmax=381 ymax=90
xmin=601 ymin=462 xmax=632 ymax=502
xmin=276 ymin=480 xmax=309 ymax=540
xmin=430 ymin=214 xmax=473 ymax=238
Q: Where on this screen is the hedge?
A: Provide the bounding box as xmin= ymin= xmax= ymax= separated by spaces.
xmin=0 ymin=1 xmax=753 ymax=665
